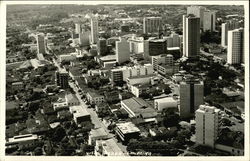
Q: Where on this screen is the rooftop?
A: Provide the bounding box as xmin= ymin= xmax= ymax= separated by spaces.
xmin=122 ymin=97 xmax=157 ymax=118
xmin=128 ymin=74 xmax=156 ymax=79
xmin=66 ymin=93 xmax=79 ymax=103
xmin=154 ymin=97 xmax=177 ymax=103
xmin=87 ymin=91 xmax=103 ymax=98
xmin=8 ymin=134 xmax=38 ymax=143
xmin=90 ymin=127 xmax=109 ymax=138
xmin=99 ymin=138 xmax=125 ymax=156
xmin=99 ymin=55 xmax=116 ymax=61
xmin=197 ymin=105 xmax=220 ymax=114
xmin=116 ymin=122 xmax=140 ymax=134
xmin=70 ymin=106 xmax=90 ymax=118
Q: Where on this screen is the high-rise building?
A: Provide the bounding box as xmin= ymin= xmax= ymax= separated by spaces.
xmin=79 ymin=31 xmax=90 ymax=47
xmin=91 ymin=18 xmax=99 ymax=44
xmin=221 ymin=20 xmax=240 ymax=47
xmin=187 ymin=6 xmax=206 ymax=27
xmin=171 ymin=33 xmax=180 ymax=47
xmin=116 ymin=37 xmax=130 ymax=64
xmin=195 ymin=105 xmax=219 ymax=148
xmin=227 ymin=28 xmax=244 ymax=64
xmin=37 ymin=34 xmax=46 ymax=54
xmin=148 ymin=39 xmax=167 ymax=56
xmin=129 ymin=36 xmax=144 ymax=54
xmin=203 ymin=10 xmax=216 ymax=31
xmin=97 ymin=38 xmax=108 ymax=56
xmin=75 ymin=23 xmax=81 ymax=34
xmin=183 ymin=15 xmax=200 ymax=58
xmin=55 ymin=70 xmax=69 ymax=89
xmin=143 ymin=17 xmax=162 ymax=34
xmin=179 ymin=77 xmax=204 ymax=118
xmin=143 ymin=40 xmax=150 ymax=60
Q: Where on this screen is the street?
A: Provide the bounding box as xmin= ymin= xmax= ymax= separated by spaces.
xmin=52 ymin=57 xmax=128 ymax=155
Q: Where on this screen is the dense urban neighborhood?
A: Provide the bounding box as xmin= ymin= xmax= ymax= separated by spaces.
xmin=5 ymin=4 xmax=245 ymax=156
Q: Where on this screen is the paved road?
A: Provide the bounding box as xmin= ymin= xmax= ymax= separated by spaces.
xmin=52 ymin=57 xmax=128 ymax=155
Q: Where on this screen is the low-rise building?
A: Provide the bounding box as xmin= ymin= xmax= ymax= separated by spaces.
xmin=154 ymin=97 xmax=178 ymax=111
xmin=115 ymin=122 xmax=140 ymax=143
xmin=127 ymin=74 xmax=155 ymax=87
xmin=69 ymin=106 xmax=90 ymax=124
xmin=88 ymin=128 xmax=110 ymax=145
xmin=7 ymin=134 xmax=38 ymax=145
xmin=11 ymin=82 xmax=24 ymax=91
xmin=95 ymin=139 xmax=125 ymax=156
xmin=130 ymin=84 xmax=150 ymax=97
xmin=66 ymin=93 xmax=80 ymax=106
xmin=53 ymin=98 xmax=68 ymax=111
xmin=86 ymin=92 xmax=105 ymax=105
xmin=157 ymin=63 xmax=179 ymax=76
xmin=121 ymin=97 xmax=158 ymax=120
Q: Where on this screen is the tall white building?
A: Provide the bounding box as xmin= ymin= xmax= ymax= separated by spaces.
xmin=129 ymin=36 xmax=144 ymax=54
xmin=37 ymin=33 xmax=46 ymax=54
xmin=187 ymin=6 xmax=206 ymax=27
xmin=203 ymin=10 xmax=216 ymax=31
xmin=116 ymin=37 xmax=130 ymax=64
xmin=179 ymin=77 xmax=204 ymax=118
xmin=91 ymin=18 xmax=99 ymax=44
xmin=227 ymin=28 xmax=244 ymax=64
xmin=221 ymin=20 xmax=240 ymax=47
xmin=195 ymin=105 xmax=219 ymax=148
xmin=75 ymin=23 xmax=81 ymax=34
xmin=183 ymin=15 xmax=200 ymax=58
xmin=143 ymin=17 xmax=162 ymax=34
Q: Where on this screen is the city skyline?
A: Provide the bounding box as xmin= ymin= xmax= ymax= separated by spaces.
xmin=1 ymin=1 xmax=249 ymax=161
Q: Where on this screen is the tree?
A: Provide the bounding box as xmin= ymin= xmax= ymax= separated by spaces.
xmin=34 ymin=147 xmax=43 ymax=155
xmin=162 ymin=108 xmax=180 ymax=127
xmin=52 ymin=126 xmax=66 ymax=142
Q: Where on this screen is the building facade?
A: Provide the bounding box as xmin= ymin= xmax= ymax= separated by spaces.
xmin=183 ymin=15 xmax=200 ymax=58
xmin=203 ymin=10 xmax=216 ymax=31
xmin=187 ymin=6 xmax=206 ymax=27
xmin=195 ymin=105 xmax=219 ymax=148
xmin=227 ymin=28 xmax=244 ymax=64
xmin=116 ymin=37 xmax=130 ymax=64
xmin=91 ymin=18 xmax=99 ymax=44
xmin=55 ymin=70 xmax=69 ymax=89
xmin=149 ymin=39 xmax=167 ymax=56
xmin=37 ymin=34 xmax=46 ymax=54
xmin=179 ymin=77 xmax=204 ymax=118
xmin=97 ymin=38 xmax=108 ymax=56
xmin=221 ymin=20 xmax=240 ymax=47
xmin=143 ymin=17 xmax=162 ymax=34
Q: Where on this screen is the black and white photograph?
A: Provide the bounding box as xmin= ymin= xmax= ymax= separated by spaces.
xmin=0 ymin=1 xmax=249 ymax=161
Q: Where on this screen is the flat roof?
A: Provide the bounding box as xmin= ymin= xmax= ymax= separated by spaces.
xmin=128 ymin=74 xmax=156 ymax=79
xmin=70 ymin=106 xmax=90 ymax=118
xmin=66 ymin=93 xmax=79 ymax=103
xmin=154 ymin=97 xmax=177 ymax=103
xmin=167 ymin=47 xmax=180 ymax=50
xmin=12 ymin=82 xmax=23 ymax=85
xmin=149 ymin=39 xmax=166 ymax=43
xmin=101 ymin=139 xmax=125 ymax=156
xmin=100 ymin=55 xmax=116 ymax=61
xmin=116 ymin=122 xmax=140 ymax=134
xmin=8 ymin=134 xmax=38 ymax=143
xmin=122 ymin=97 xmax=157 ymax=118
xmin=90 ymin=128 xmax=108 ymax=138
